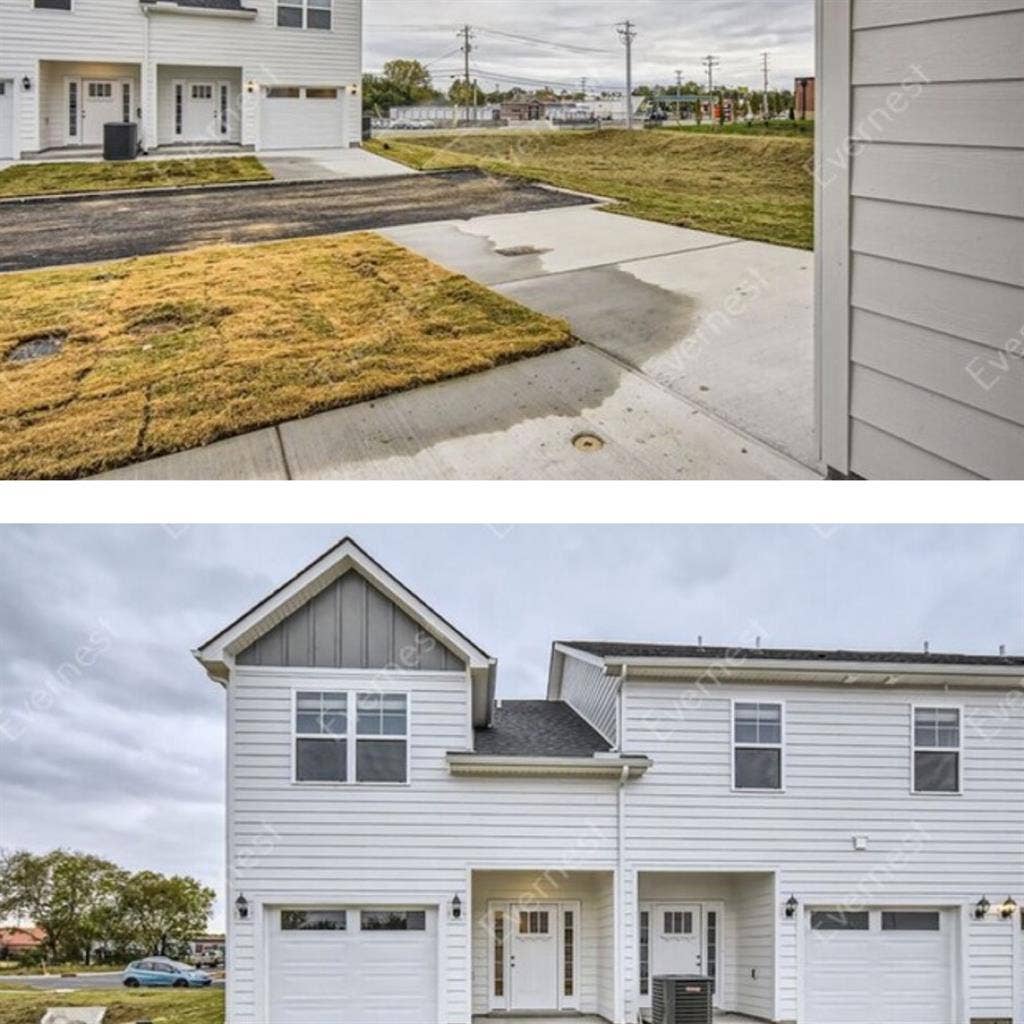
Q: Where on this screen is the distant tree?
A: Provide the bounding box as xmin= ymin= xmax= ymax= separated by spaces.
xmin=362 ymin=58 xmax=440 ymax=116
xmin=0 ymin=850 xmax=125 ymax=963
xmin=117 ymin=872 xmax=215 ymax=958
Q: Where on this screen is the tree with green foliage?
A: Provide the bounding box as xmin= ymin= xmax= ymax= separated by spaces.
xmin=362 ymin=59 xmax=440 ymax=116
xmin=117 ymin=871 xmax=216 ymax=958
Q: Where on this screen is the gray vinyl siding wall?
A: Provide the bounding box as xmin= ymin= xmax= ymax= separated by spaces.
xmin=820 ymin=0 xmax=1024 ymax=479
xmin=620 ymin=678 xmax=1024 ymax=1023
xmin=236 ymin=570 xmax=465 ymax=671
xmin=560 ymin=654 xmax=619 ymax=745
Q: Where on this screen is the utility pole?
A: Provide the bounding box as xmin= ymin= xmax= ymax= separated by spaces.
xmin=580 ymin=76 xmax=588 ymax=99
xmin=702 ymin=54 xmax=720 ymax=123
xmin=761 ymin=51 xmax=771 ymax=121
xmin=617 ymin=20 xmax=636 ymax=129
xmin=459 ymin=24 xmax=474 ymax=124
xmin=675 ymin=68 xmax=683 ymax=122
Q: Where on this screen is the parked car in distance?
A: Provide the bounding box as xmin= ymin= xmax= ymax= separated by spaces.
xmin=123 ymin=957 xmax=213 ymax=988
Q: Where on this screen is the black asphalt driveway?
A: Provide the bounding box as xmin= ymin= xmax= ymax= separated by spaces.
xmin=0 ymin=169 xmax=591 ymax=273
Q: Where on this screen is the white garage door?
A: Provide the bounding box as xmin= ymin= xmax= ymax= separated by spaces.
xmin=0 ymin=81 xmax=14 ymax=161
xmin=260 ymin=86 xmax=346 ymax=150
xmin=268 ymin=907 xmax=437 ymax=1024
xmin=805 ymin=908 xmax=955 ymax=1024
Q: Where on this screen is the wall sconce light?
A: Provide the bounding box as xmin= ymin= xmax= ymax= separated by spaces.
xmin=451 ymin=895 xmax=462 ymax=920
xmin=785 ymin=895 xmax=798 ymax=919
xmin=21 ymin=76 xmax=31 ymax=92
xmin=974 ymin=896 xmax=990 ymax=919
xmin=999 ymin=896 xmax=1018 ymax=920
xmin=235 ymin=894 xmax=249 ymax=920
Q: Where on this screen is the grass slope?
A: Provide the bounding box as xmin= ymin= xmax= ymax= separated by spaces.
xmin=0 ymin=233 xmax=572 ymax=480
xmin=368 ymin=129 xmax=813 ymax=249
xmin=0 ymin=157 xmax=272 ymax=199
xmin=0 ymin=986 xmax=223 ymax=1024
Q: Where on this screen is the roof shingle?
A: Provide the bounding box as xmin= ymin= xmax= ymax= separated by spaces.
xmin=473 ymin=700 xmax=611 ymax=757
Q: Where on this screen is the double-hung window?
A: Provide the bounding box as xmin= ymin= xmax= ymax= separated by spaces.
xmin=294 ymin=690 xmax=408 ymax=784
xmin=277 ymin=0 xmax=332 ymax=29
xmin=913 ymin=706 xmax=961 ymax=793
xmin=34 ymin=0 xmax=72 ymax=9
xmin=733 ymin=701 xmax=783 ymax=790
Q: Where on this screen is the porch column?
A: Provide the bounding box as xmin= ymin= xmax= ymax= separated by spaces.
xmin=140 ymin=61 xmax=157 ymax=151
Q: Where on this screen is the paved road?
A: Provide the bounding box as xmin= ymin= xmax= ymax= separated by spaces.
xmin=3 ymin=972 xmax=224 ymax=990
xmin=0 ymin=169 xmax=590 ymax=273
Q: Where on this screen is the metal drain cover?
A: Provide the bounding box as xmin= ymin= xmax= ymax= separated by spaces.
xmin=6 ymin=331 xmax=67 ymax=363
xmin=573 ymin=433 xmax=605 ymax=453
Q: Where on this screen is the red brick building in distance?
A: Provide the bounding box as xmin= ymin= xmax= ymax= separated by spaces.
xmin=795 ymin=76 xmax=816 ymax=119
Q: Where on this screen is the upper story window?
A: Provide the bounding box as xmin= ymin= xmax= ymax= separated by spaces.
xmin=294 ymin=690 xmax=408 ymax=784
xmin=733 ymin=701 xmax=783 ymax=790
xmin=34 ymin=0 xmax=72 ymax=9
xmin=277 ymin=0 xmax=331 ymax=30
xmin=913 ymin=706 xmax=961 ymax=793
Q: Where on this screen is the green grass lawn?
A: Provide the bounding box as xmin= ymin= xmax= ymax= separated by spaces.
xmin=658 ymin=120 xmax=815 ymax=137
xmin=367 ymin=128 xmax=814 ymax=249
xmin=0 ymin=962 xmax=129 ymax=975
xmin=0 ymin=232 xmax=572 ymax=480
xmin=0 ymin=986 xmax=223 ymax=1024
xmin=0 ymin=157 xmax=272 ymax=199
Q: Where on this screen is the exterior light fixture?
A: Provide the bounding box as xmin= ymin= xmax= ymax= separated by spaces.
xmin=21 ymin=76 xmax=31 ymax=92
xmin=785 ymin=895 xmax=798 ymax=918
xmin=245 ymin=80 xmax=257 ymax=94
xmin=451 ymin=895 xmax=462 ymax=920
xmin=975 ymin=896 xmax=990 ymax=919
xmin=999 ymin=896 xmax=1018 ymax=920
xmin=235 ymin=894 xmax=249 ymax=920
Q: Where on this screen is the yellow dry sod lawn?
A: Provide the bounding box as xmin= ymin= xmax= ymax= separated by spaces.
xmin=0 ymin=234 xmax=573 ymax=479
xmin=0 ymin=157 xmax=272 ymax=198
xmin=0 ymin=985 xmax=224 ymax=1024
xmin=367 ymin=129 xmax=814 ymax=250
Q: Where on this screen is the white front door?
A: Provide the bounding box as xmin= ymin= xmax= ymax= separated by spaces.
xmin=0 ymin=81 xmax=13 ymax=160
xmin=652 ymin=903 xmax=704 ymax=976
xmin=181 ymin=81 xmax=218 ymax=142
xmin=80 ymin=79 xmax=119 ymax=145
xmin=510 ymin=904 xmax=559 ymax=1010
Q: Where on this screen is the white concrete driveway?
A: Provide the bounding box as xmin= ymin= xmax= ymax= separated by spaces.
xmin=259 ymin=146 xmax=415 ymax=181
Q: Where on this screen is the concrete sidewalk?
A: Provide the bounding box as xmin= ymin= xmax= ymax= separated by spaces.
xmin=259 ymin=146 xmax=414 ymax=181
xmin=96 ymin=204 xmax=819 ymax=481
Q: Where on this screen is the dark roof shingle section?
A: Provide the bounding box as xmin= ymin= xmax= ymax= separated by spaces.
xmin=141 ymin=0 xmax=256 ymax=10
xmin=564 ymin=642 xmax=1024 ymax=667
xmin=474 ymin=701 xmax=612 ymax=757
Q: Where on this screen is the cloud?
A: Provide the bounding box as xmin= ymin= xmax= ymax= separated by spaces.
xmin=1 ymin=525 xmax=1020 ymax=930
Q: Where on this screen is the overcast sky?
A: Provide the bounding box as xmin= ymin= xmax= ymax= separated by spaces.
xmin=2 ymin=525 xmax=1021 ymax=929
xmin=364 ymin=0 xmax=815 ymax=94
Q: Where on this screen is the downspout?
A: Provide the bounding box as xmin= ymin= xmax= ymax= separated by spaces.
xmin=142 ymin=7 xmax=151 ymax=152
xmin=615 ymin=664 xmax=630 ymax=1024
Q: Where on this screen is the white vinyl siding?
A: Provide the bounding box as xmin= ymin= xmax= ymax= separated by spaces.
xmin=621 ymin=679 xmax=1024 ymax=1023
xmin=227 ymin=667 xmax=619 ymax=1024
xmin=817 ymin=0 xmax=1024 ymax=479
xmin=559 ymin=653 xmax=619 ymax=744
xmin=0 ymin=0 xmax=361 ymax=156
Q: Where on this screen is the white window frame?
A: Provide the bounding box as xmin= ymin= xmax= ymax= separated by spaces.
xmin=731 ymin=699 xmax=785 ymax=792
xmin=910 ymin=703 xmax=963 ymax=796
xmin=276 ymin=0 xmax=333 ymax=30
xmin=291 ymin=688 xmax=410 ymax=787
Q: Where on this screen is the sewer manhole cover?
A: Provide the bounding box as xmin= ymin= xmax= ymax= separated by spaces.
xmin=573 ymin=433 xmax=605 ymax=453
xmin=495 ymin=245 xmax=550 ymax=257
xmin=6 ymin=331 xmax=67 ymax=363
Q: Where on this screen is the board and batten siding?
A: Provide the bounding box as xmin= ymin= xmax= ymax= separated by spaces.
xmin=817 ymin=0 xmax=1024 ymax=479
xmin=226 ymin=667 xmax=620 ymax=1024
xmin=620 ymin=678 xmax=1024 ymax=1023
xmin=236 ymin=569 xmax=465 ymax=671
xmin=559 ymin=653 xmax=620 ymax=744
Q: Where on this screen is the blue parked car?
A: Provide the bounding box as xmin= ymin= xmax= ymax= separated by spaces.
xmin=123 ymin=957 xmax=213 ymax=988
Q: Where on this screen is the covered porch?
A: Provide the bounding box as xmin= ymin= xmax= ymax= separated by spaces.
xmin=472 ymin=869 xmax=616 ymax=1021
xmin=37 ymin=60 xmax=141 ymax=152
xmin=637 ymin=870 xmax=777 ymax=1022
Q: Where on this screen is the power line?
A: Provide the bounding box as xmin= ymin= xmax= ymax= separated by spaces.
xmin=474 ymin=26 xmax=615 ymax=56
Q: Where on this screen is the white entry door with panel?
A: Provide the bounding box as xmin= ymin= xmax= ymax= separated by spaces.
xmin=652 ymin=903 xmax=704 ymax=976
xmin=0 ymin=81 xmax=13 ymax=160
xmin=267 ymin=906 xmax=437 ymax=1024
xmin=804 ymin=908 xmax=956 ymax=1024
xmin=510 ymin=904 xmax=559 ymax=1010
xmin=66 ymin=78 xmax=131 ymax=146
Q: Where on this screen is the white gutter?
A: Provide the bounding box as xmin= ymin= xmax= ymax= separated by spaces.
xmin=142 ymin=2 xmax=257 ymax=18
xmin=446 ymin=754 xmax=650 ymax=778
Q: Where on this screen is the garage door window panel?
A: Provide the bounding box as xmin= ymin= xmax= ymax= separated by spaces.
xmin=733 ymin=701 xmax=783 ymax=790
xmin=810 ymin=910 xmax=870 ymax=930
xmin=913 ymin=707 xmax=961 ymax=794
xmin=881 ymin=911 xmax=941 ymax=931
xmin=361 ymin=910 xmax=426 ymax=931
xmin=295 ymin=691 xmax=347 ymax=782
xmin=281 ymin=909 xmax=347 ymax=931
